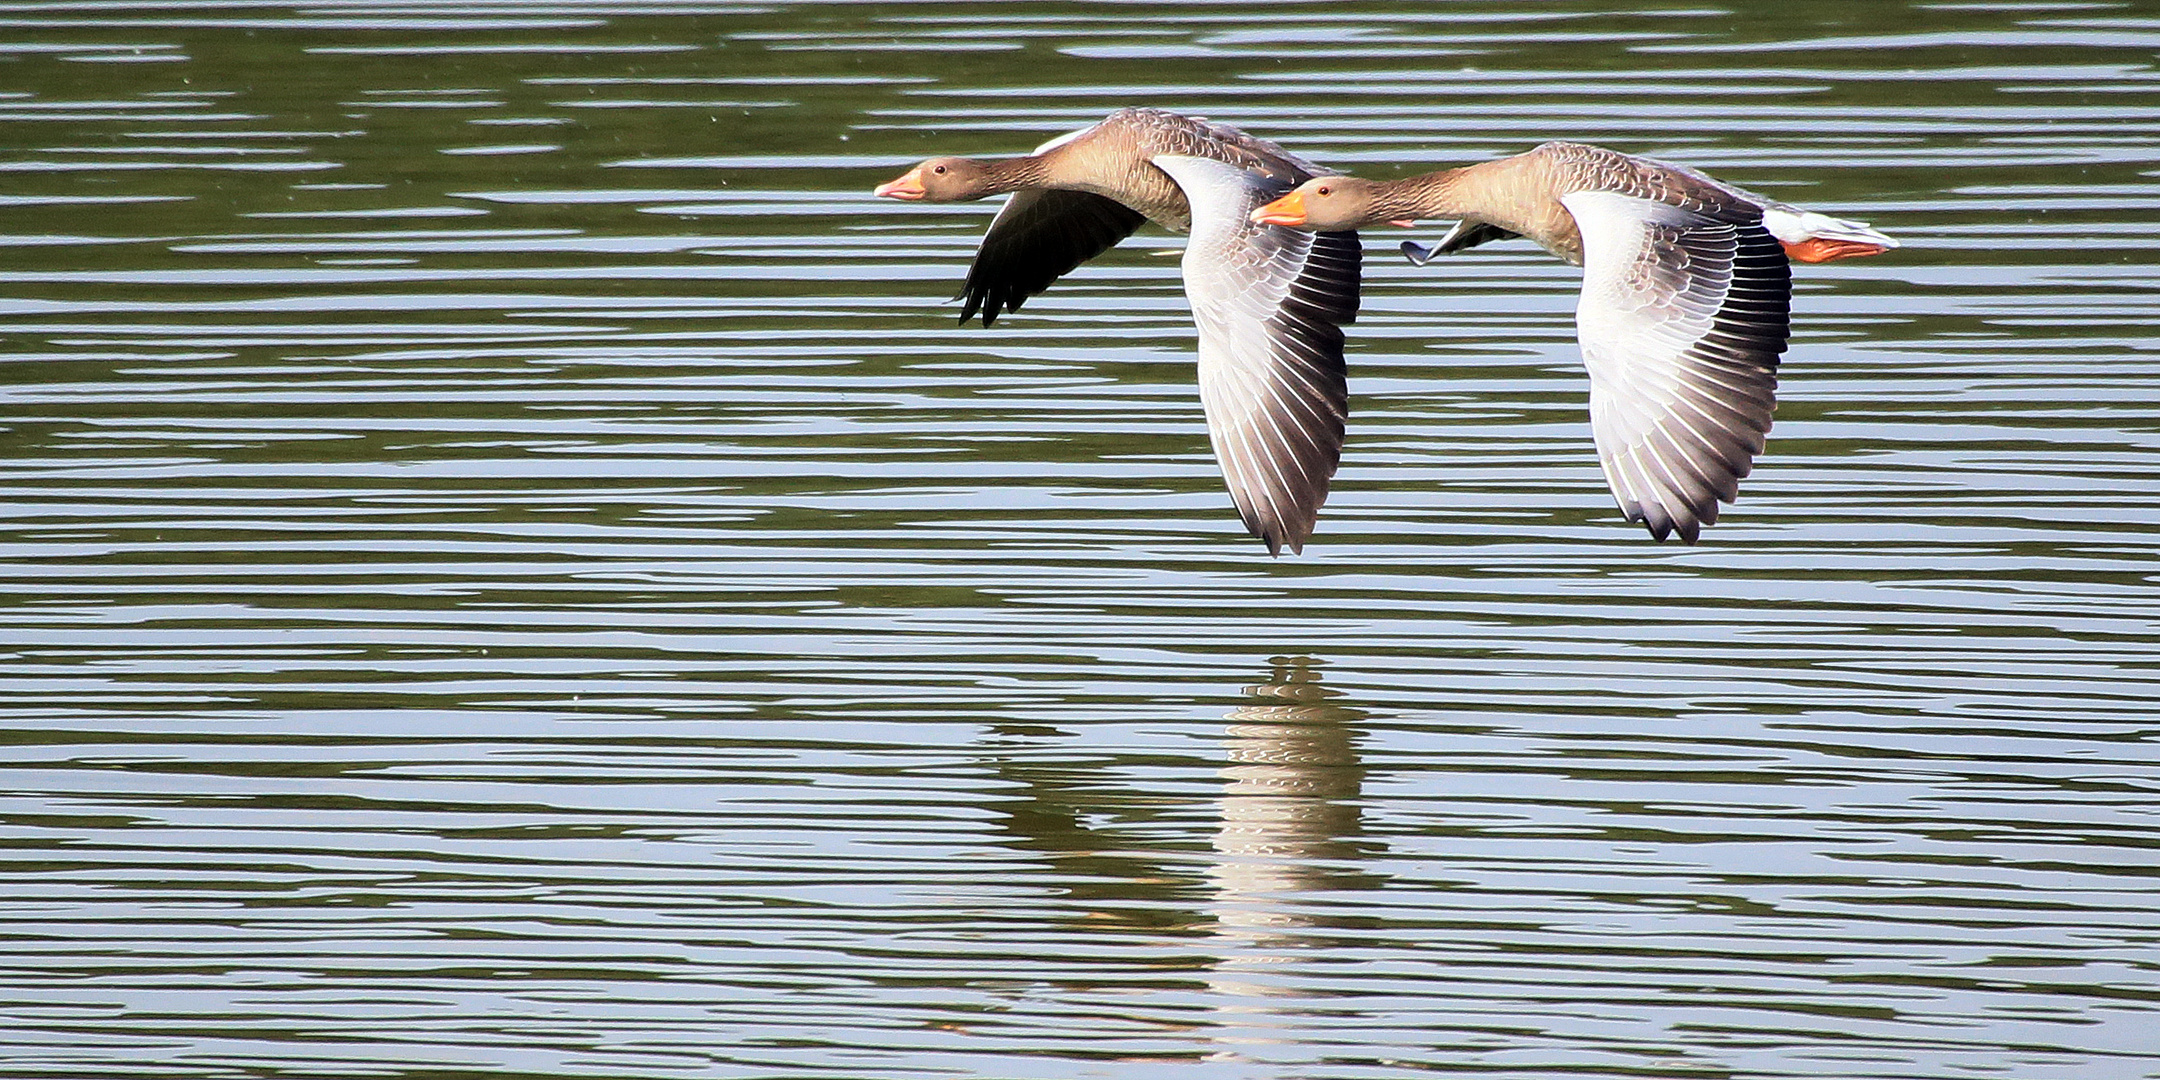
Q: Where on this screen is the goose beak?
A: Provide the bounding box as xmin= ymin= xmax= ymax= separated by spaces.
xmin=874 ymin=167 xmax=927 ymax=200
xmin=1249 ymin=191 xmax=1308 ymax=227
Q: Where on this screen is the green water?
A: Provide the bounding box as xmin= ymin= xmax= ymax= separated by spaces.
xmin=0 ymin=3 xmax=2155 ymax=1078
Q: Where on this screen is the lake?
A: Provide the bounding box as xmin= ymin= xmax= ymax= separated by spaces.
xmin=1 ymin=3 xmax=2156 ymax=1078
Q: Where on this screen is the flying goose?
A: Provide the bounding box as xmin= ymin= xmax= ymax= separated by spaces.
xmin=1252 ymin=141 xmax=1896 ymax=543
xmin=875 ymin=108 xmax=1360 ymax=555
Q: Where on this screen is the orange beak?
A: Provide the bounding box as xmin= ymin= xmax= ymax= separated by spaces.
xmin=1249 ymin=191 xmax=1308 ymax=227
xmin=874 ymin=166 xmax=926 ymax=200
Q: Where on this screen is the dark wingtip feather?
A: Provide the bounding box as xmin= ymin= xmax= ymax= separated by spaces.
xmin=948 ymin=190 xmax=1144 ymax=331
xmin=1252 ymin=519 xmax=1300 ymax=557
xmin=1638 ymin=503 xmax=1675 ymax=542
xmin=954 ymin=285 xmax=987 ymax=327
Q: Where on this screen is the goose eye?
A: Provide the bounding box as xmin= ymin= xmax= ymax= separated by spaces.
xmin=1316 ymin=185 xmax=1331 ymax=196
xmin=932 ymin=165 xmax=947 ymax=175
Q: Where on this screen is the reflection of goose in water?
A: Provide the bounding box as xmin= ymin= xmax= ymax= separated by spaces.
xmin=1206 ymin=656 xmax=1374 ymax=1029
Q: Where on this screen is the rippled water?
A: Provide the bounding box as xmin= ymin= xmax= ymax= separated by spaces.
xmin=1 ymin=3 xmax=2156 ymax=1078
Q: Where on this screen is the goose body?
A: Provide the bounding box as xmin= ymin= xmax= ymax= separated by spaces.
xmin=1251 ymin=141 xmax=1897 ymax=543
xmin=875 ymin=108 xmax=1361 ymax=554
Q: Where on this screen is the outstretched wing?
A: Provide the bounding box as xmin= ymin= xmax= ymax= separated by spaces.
xmin=1152 ymin=154 xmax=1361 ymax=555
xmin=1561 ymin=189 xmax=1792 ymax=543
xmin=959 ymin=189 xmax=1146 ymax=326
xmin=956 ymin=124 xmax=1146 ymax=327
xmin=1402 ymin=220 xmax=1522 ymax=266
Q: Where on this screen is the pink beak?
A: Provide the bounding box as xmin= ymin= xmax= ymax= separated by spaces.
xmin=874 ymin=167 xmax=926 ymax=200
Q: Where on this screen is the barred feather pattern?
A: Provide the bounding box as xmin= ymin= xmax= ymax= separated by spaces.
xmin=1563 ymin=189 xmax=1792 ymax=543
xmin=1153 ymin=153 xmax=1361 ymax=555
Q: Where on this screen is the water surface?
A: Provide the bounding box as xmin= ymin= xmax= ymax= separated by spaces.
xmin=0 ymin=3 xmax=2156 ymax=1078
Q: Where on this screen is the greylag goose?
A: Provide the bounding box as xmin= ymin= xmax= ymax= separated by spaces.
xmin=1250 ymin=141 xmax=1897 ymax=543
xmin=874 ymin=108 xmax=1360 ymax=555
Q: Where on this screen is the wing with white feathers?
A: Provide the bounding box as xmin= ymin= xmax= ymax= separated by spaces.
xmin=1561 ymin=189 xmax=1791 ymax=543
xmin=1152 ymin=153 xmax=1360 ymax=555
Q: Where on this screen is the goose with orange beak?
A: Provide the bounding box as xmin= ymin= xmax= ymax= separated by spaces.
xmin=1249 ymin=142 xmax=1897 ymax=544
xmin=872 ymin=108 xmax=1362 ymax=556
